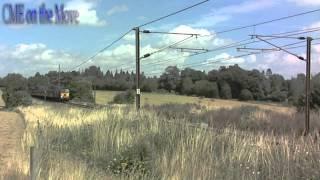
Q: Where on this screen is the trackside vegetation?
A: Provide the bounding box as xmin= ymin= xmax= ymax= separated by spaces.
xmin=4 ymin=104 xmax=320 ymax=179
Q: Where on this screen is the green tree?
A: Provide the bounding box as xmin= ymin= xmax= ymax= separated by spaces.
xmin=181 ymin=77 xmax=194 ymax=95
xmin=142 ymin=78 xmax=158 ymax=92
xmin=2 ymin=73 xmax=31 ymax=107
xmin=67 ymin=80 xmax=94 ymax=102
xmin=239 ymin=89 xmax=253 ymax=101
xmin=159 ymin=66 xmax=180 ymax=92
xmin=219 ymin=81 xmax=232 ymax=99
xmin=194 ymin=80 xmax=219 ymax=98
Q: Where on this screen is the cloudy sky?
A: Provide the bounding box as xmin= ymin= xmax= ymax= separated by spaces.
xmin=0 ymin=0 xmax=319 ymax=78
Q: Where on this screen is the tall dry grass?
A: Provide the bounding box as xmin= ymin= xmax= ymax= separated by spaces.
xmin=8 ymin=104 xmax=320 ymax=180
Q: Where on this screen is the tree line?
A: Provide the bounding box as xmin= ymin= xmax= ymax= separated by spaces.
xmin=0 ymin=64 xmax=319 ymax=109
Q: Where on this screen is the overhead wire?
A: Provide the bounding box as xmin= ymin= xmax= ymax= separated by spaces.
xmin=63 ymin=0 xmax=210 ymax=72
xmin=199 ymin=8 xmax=320 ymax=37
xmin=144 ymin=40 xmax=320 ymax=76
xmin=137 ymin=0 xmax=209 ymax=28
xmin=67 ymin=6 xmax=320 ymax=73
xmin=68 ymin=29 xmax=133 ymax=71
xmin=141 ymin=28 xmax=320 ymax=69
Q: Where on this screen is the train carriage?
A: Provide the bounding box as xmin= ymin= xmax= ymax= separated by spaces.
xmin=30 ymin=85 xmax=70 ymax=101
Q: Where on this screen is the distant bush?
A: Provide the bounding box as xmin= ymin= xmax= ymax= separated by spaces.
xmin=194 ymin=80 xmax=219 ymax=98
xmin=295 ymin=89 xmax=320 ymax=112
xmin=239 ymin=89 xmax=253 ymax=101
xmin=219 ymin=81 xmax=232 ymax=99
xmin=268 ymin=91 xmax=287 ymax=102
xmin=2 ymin=73 xmax=32 ymax=108
xmin=67 ymin=80 xmax=94 ymax=102
xmin=2 ymin=90 xmax=32 ymax=108
xmin=111 ymin=90 xmax=135 ymax=104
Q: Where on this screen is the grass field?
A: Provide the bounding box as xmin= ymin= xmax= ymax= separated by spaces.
xmin=96 ymin=90 xmax=293 ymax=113
xmin=5 ymin=102 xmax=320 ymax=179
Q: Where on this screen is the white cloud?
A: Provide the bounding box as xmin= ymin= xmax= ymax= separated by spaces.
xmin=314 ymin=45 xmax=320 ymax=53
xmin=65 ymin=0 xmax=106 ymax=26
xmin=248 ymin=54 xmax=257 ymax=63
xmin=107 ymin=4 xmax=128 ymax=16
xmin=287 ymin=0 xmax=320 ymax=6
xmin=245 ymin=49 xmax=320 ymax=78
xmin=193 ymin=0 xmax=276 ymax=27
xmin=207 ymin=53 xmax=245 ymax=64
xmin=93 ymin=43 xmax=190 ymax=73
xmin=0 ymin=43 xmax=77 ymax=76
xmin=137 ymin=16 xmax=147 ymax=21
xmin=161 ymin=25 xmax=228 ymax=49
xmin=309 ymin=21 xmax=320 ymax=29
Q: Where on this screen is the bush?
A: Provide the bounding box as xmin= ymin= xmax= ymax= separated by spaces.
xmin=2 ymin=73 xmax=32 ymax=108
xmin=194 ymin=80 xmax=219 ymax=98
xmin=295 ymin=89 xmax=320 ymax=111
xmin=112 ymin=90 xmax=135 ymax=104
xmin=2 ymin=90 xmax=32 ymax=108
xmin=268 ymin=91 xmax=287 ymax=102
xmin=239 ymin=89 xmax=253 ymax=101
xmin=67 ymin=80 xmax=94 ymax=102
xmin=219 ymin=81 xmax=232 ymax=99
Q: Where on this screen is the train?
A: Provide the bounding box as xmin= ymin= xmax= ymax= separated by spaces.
xmin=30 ymin=85 xmax=70 ymax=101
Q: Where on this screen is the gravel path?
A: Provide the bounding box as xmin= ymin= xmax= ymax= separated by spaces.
xmin=0 ymin=90 xmax=26 ymax=179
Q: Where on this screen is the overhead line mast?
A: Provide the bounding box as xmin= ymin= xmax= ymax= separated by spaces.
xmin=134 ymin=0 xmax=210 ymax=110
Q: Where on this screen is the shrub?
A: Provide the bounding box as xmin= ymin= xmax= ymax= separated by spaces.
xmin=295 ymin=89 xmax=320 ymax=111
xmin=194 ymin=80 xmax=219 ymax=98
xmin=67 ymin=80 xmax=94 ymax=102
xmin=112 ymin=90 xmax=135 ymax=104
xmin=219 ymin=81 xmax=232 ymax=99
xmin=268 ymin=91 xmax=287 ymax=102
xmin=2 ymin=73 xmax=32 ymax=108
xmin=239 ymin=89 xmax=253 ymax=101
xmin=2 ymin=90 xmax=32 ymax=108
xmin=108 ymin=139 xmax=153 ymax=176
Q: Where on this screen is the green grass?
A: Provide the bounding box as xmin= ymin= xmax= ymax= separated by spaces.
xmin=95 ymin=90 xmax=293 ymax=113
xmin=95 ymin=90 xmax=202 ymax=105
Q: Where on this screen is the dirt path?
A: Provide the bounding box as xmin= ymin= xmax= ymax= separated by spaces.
xmin=0 ymin=90 xmax=26 ymax=178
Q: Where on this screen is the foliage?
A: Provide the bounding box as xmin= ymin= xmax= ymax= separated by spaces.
xmin=111 ymin=90 xmax=135 ymax=104
xmin=141 ymin=78 xmax=158 ymax=92
xmin=180 ymin=77 xmax=194 ymax=95
xmin=67 ymin=80 xmax=94 ymax=102
xmin=1 ymin=73 xmax=32 ymax=108
xmin=219 ymin=81 xmax=232 ymax=99
xmin=14 ymin=104 xmax=320 ymax=179
xmin=239 ymin=89 xmax=253 ymax=101
xmin=194 ymin=80 xmax=219 ymax=98
xmin=10 ymin=65 xmax=320 ymax=105
xmin=268 ymin=91 xmax=287 ymax=102
xmin=2 ymin=90 xmax=32 ymax=108
xmin=159 ymin=66 xmax=180 ymax=92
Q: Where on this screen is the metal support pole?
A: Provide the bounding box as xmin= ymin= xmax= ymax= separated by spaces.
xmin=135 ymin=27 xmax=141 ymax=110
xmin=58 ymin=64 xmax=61 ymax=89
xmin=30 ymin=146 xmax=35 ymax=180
xmin=304 ymin=37 xmax=312 ymax=135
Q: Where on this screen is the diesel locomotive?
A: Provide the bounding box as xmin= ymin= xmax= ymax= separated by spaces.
xmin=30 ymin=85 xmax=70 ymax=101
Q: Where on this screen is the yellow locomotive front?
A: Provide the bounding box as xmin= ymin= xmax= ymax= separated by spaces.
xmin=60 ymin=89 xmax=70 ymax=101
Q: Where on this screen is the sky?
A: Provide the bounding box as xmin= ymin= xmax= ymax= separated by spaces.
xmin=0 ymin=0 xmax=319 ymax=78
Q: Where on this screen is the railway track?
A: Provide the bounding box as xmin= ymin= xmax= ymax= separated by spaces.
xmin=32 ymin=97 xmax=109 ymax=109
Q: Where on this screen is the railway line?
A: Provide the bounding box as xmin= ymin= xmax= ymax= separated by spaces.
xmin=32 ymin=97 xmax=110 ymax=109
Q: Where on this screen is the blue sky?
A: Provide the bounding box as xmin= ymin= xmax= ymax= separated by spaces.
xmin=0 ymin=0 xmax=319 ymax=78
